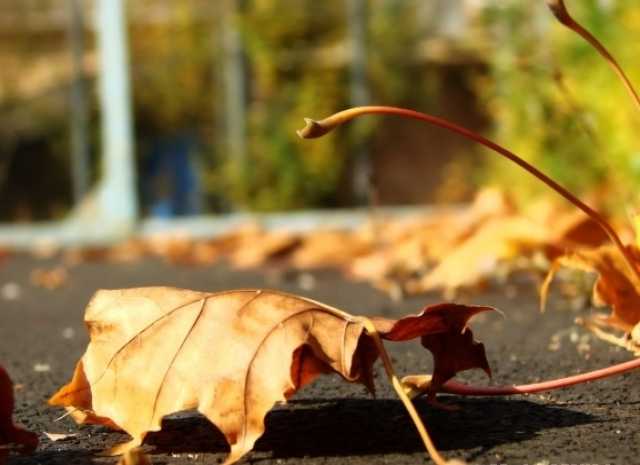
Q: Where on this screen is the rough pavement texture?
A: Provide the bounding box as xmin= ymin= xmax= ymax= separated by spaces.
xmin=1 ymin=255 xmax=638 ymax=465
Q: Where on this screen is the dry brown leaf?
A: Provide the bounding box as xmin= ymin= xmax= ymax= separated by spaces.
xmin=49 ymin=287 xmax=492 ymax=464
xmin=145 ymin=234 xmax=200 ymax=264
xmin=541 ymin=244 xmax=640 ymax=352
xmin=372 ymin=303 xmax=491 ymax=396
xmin=0 ymin=365 xmax=38 ymax=453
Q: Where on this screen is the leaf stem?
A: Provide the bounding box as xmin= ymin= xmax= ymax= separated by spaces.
xmin=546 ymin=0 xmax=640 ymax=113
xmin=357 ymin=316 xmax=462 ymax=465
xmin=439 ymin=355 xmax=640 ymax=396
xmin=297 ymin=105 xmax=640 ymax=285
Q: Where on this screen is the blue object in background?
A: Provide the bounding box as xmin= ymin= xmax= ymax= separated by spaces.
xmin=145 ymin=133 xmax=202 ymax=218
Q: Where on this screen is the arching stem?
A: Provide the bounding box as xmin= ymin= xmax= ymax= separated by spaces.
xmin=404 ymin=355 xmax=640 ymax=398
xmin=546 ymin=0 xmax=640 ymax=113
xmin=297 ymin=105 xmax=640 ymax=285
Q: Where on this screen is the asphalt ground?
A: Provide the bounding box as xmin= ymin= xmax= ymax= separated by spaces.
xmin=1 ymin=254 xmax=638 ymax=465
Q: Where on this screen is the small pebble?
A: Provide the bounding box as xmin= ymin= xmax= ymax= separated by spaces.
xmin=33 ymin=363 xmax=51 ymax=372
xmin=62 ymin=327 xmax=75 ymax=339
xmin=569 ymin=330 xmax=579 ymax=343
xmin=297 ymin=272 xmax=316 ymax=291
xmin=1 ymin=282 xmax=21 ymax=301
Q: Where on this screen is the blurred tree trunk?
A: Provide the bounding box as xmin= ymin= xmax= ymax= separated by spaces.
xmin=220 ymin=0 xmax=246 ymax=179
xmin=66 ymin=0 xmax=90 ymax=205
xmin=346 ymin=0 xmax=371 ymax=204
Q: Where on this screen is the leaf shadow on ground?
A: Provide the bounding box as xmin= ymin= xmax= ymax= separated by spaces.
xmin=147 ymin=396 xmax=597 ymax=459
xmin=10 ymin=397 xmax=598 ymax=465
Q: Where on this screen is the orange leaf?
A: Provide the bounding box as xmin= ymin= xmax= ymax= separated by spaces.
xmin=541 ymin=244 xmax=640 ymax=350
xmin=49 ymin=287 xmax=492 ymax=464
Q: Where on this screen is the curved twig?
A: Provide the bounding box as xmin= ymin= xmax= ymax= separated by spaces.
xmin=546 ymin=0 xmax=640 ymax=113
xmin=402 ymin=355 xmax=640 ymax=398
xmin=297 ymin=105 xmax=640 ymax=286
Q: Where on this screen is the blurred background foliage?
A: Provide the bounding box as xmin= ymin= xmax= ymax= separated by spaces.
xmin=1 ymin=0 xmax=639 ymax=220
xmin=130 ymin=0 xmax=453 ymax=213
xmin=221 ymin=0 xmax=347 ymax=210
xmin=474 ymin=0 xmax=640 ymax=212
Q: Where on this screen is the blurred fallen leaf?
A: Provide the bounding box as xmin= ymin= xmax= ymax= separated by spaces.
xmin=533 ymin=205 xmax=610 ymax=262
xmin=408 ymin=216 xmax=549 ymax=297
xmin=30 ymin=267 xmax=68 ymax=290
xmin=64 ymin=239 xmax=147 ymax=266
xmin=541 ymin=244 xmax=640 ymax=354
xmin=229 ymin=229 xmax=301 ymax=269
xmin=347 ymin=189 xmax=514 ymax=292
xmin=145 ymin=234 xmax=194 ymax=264
xmin=290 ymin=229 xmax=372 ymax=269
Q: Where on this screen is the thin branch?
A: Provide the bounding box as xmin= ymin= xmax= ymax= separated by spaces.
xmin=297 ymin=105 xmax=640 ymax=286
xmin=546 ymin=0 xmax=640 ymax=113
xmin=438 ymin=355 xmax=640 ymax=396
xmin=356 ymin=316 xmax=464 ymax=465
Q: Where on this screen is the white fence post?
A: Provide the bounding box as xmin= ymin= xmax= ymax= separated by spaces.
xmin=92 ymin=0 xmax=138 ymax=228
